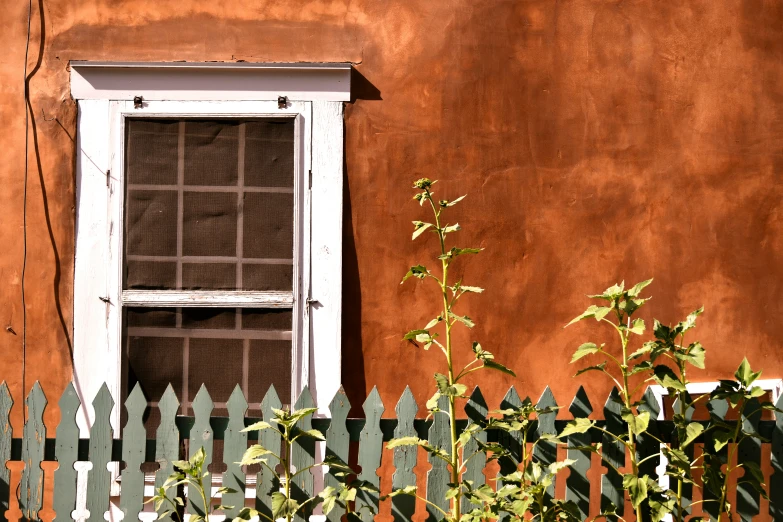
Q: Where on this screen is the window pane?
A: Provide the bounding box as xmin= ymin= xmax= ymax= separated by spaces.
xmin=123 ymin=118 xmax=296 ymax=291
xmin=124 ymin=307 xmax=292 ymax=411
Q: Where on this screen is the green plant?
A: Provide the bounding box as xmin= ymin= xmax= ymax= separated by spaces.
xmin=460 ymin=399 xmax=583 ymax=522
xmin=390 ymin=178 xmax=516 ymax=522
xmin=236 ymin=405 xmax=377 ymax=522
xmin=146 ymin=447 xmax=235 ymax=522
xmin=566 ymin=279 xmax=707 ymax=522
xmin=701 ymin=359 xmax=777 ymax=522
xmin=567 ymin=280 xmax=778 ymax=522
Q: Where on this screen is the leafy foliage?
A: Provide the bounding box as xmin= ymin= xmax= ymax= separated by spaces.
xmin=236 ymin=406 xmax=377 ymax=522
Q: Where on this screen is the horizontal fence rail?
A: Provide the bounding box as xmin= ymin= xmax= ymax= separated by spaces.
xmin=0 ymin=382 xmax=780 ymax=522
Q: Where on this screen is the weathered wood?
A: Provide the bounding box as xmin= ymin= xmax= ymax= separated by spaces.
xmin=495 ymin=387 xmax=524 ymax=522
xmin=291 ymin=387 xmax=316 ymax=522
xmin=770 ymin=391 xmax=783 ymax=519
xmin=736 ymin=397 xmax=762 ymax=522
xmin=20 ymin=383 xmax=47 ymax=521
xmin=325 ymin=387 xmax=350 ymax=522
xmin=566 ymin=386 xmax=592 ymax=520
xmin=534 ymin=386 xmax=558 ymax=501
xmin=222 ymin=386 xmax=248 ymax=521
xmin=391 ymin=387 xmax=418 ymax=522
xmin=357 ymin=386 xmax=384 ymax=521
xmin=426 ymin=394 xmax=451 ymax=522
xmin=461 ymin=386 xmax=487 ymax=515
xmin=0 ymin=383 xmax=13 ymax=522
xmin=188 ymin=385 xmax=214 ymax=517
xmin=86 ymin=384 xmax=113 ymax=522
xmin=637 ymin=388 xmax=662 ymax=522
xmin=120 ymin=384 xmax=147 ymax=522
xmin=255 ymin=385 xmax=282 ymax=519
xmin=600 ymin=388 xmax=624 ymax=520
xmin=703 ymin=398 xmax=729 ymax=521
xmin=155 ymin=385 xmax=181 ymax=522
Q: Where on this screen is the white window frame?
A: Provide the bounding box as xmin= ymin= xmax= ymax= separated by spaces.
xmin=72 ymin=62 xmax=349 ymax=435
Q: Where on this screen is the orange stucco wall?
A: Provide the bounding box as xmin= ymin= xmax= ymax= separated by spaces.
xmin=1 ymin=0 xmax=782 ymax=433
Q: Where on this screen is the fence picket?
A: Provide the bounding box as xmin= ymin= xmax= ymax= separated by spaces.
xmin=601 ymin=388 xmax=624 ymax=520
xmin=155 ymin=385 xmax=181 ymax=522
xmin=736 ymin=397 xmax=762 ymax=521
xmin=534 ymin=386 xmax=558 ymax=501
xmin=391 ymin=386 xmax=418 ymax=522
xmin=769 ymin=392 xmax=783 ymax=519
xmin=637 ymin=388 xmax=662 ymax=522
xmin=86 ymin=384 xmax=113 ymax=522
xmin=0 ymin=383 xmax=12 ymax=522
xmin=222 ymin=386 xmax=248 ymax=521
xmin=461 ymin=386 xmax=487 ymax=515
xmin=325 ymin=387 xmax=350 ymax=522
xmin=566 ymin=386 xmax=592 ymax=520
xmin=703 ymin=397 xmax=729 ymax=521
xmin=255 ymin=385 xmax=282 ymax=519
xmin=20 ymin=382 xmax=47 ymax=521
xmin=291 ymin=387 xmax=315 ymax=522
xmin=426 ymin=394 xmax=451 ymax=522
xmin=188 ymin=385 xmax=215 ymax=517
xmin=357 ymin=386 xmax=384 ymax=521
xmin=120 ymin=385 xmax=147 ymax=522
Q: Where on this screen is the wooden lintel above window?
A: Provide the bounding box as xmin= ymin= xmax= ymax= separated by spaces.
xmin=70 ymin=61 xmax=352 ymax=101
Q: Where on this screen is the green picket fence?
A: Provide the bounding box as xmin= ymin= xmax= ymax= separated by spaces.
xmin=1 ymin=381 xmax=782 ymax=521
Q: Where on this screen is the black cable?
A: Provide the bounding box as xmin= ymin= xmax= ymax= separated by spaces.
xmin=22 ymin=0 xmax=33 ymax=419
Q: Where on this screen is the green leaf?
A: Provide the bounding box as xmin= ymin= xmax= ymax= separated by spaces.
xmin=411 ymin=221 xmax=434 ymax=240
xmin=297 ymin=428 xmax=326 ymax=441
xmin=570 ymin=342 xmax=601 ymax=363
xmin=749 ymin=386 xmax=766 ymax=398
xmin=566 ymin=305 xmax=600 ymax=327
xmin=623 ymin=474 xmax=648 ymax=508
xmin=443 ymin=195 xmax=467 ymax=207
xmin=735 ymin=358 xmax=762 ymax=388
xmin=594 ymin=306 xmax=613 ymax=321
xmin=653 ymin=365 xmax=686 ymax=392
xmin=239 ymin=444 xmax=274 ymax=466
xmin=459 ymin=285 xmax=484 ymax=293
xmin=241 ymin=421 xmax=274 ymax=432
xmin=215 ymin=486 xmax=237 ymax=496
xmin=548 ymin=459 xmax=576 ymax=475
xmin=449 ymin=312 xmax=475 ymax=328
xmin=403 ymin=329 xmax=428 ymax=341
xmin=628 ymin=344 xmax=653 ymax=361
xmin=713 ymin=430 xmax=732 ymax=451
xmin=627 ymin=278 xmax=653 ymax=298
xmin=401 ymin=265 xmax=431 ymax=284
xmin=677 ymin=306 xmax=704 ymax=333
xmin=574 ymin=361 xmax=607 ymax=377
xmin=558 ymin=419 xmax=595 ymax=438
xmin=588 ymin=281 xmax=625 ymax=301
xmin=682 ymin=342 xmax=706 ymax=369
xmin=424 ymin=317 xmax=441 ymax=329
xmin=622 ymin=410 xmax=650 ymax=436
xmin=236 ymin=508 xmax=260 ymax=521
xmin=434 ymin=373 xmax=449 ymax=393
xmin=387 ymin=436 xmax=423 ymax=449
xmin=426 ymin=391 xmax=441 ymax=411
xmin=483 ymin=359 xmax=516 ymax=377
xmin=682 ymin=422 xmax=704 ymax=448
xmin=380 ymin=485 xmax=418 ymax=500
xmin=323 ymin=455 xmax=354 ymax=474
xmin=629 ymin=318 xmax=645 ymax=335
xmin=443 ymin=223 xmax=461 ymax=234
xmin=271 ymin=492 xmax=299 ymax=520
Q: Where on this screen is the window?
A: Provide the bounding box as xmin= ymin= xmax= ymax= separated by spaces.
xmin=72 ymin=63 xmax=349 ymax=432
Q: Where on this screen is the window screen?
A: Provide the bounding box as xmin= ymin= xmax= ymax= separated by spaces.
xmin=123 ymin=118 xmax=295 ymax=413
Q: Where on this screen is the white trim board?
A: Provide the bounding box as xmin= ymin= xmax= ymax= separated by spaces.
xmin=647 ymin=379 xmax=783 ymax=420
xmin=70 ymin=61 xmax=351 ymax=101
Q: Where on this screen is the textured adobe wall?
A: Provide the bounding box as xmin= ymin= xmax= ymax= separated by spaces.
xmin=1 ymin=0 xmax=781 ymax=442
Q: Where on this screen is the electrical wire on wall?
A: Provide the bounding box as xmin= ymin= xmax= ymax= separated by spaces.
xmin=21 ymin=0 xmax=34 ymax=422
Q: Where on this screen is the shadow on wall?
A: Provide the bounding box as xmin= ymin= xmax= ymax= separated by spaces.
xmin=341 ymin=67 xmax=380 ymax=415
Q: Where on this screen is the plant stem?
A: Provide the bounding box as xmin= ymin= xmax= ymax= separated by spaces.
xmin=427 ymin=189 xmax=461 ymax=522
xmin=616 ymin=316 xmax=642 ymax=522
xmin=716 ymin=399 xmax=744 ymax=522
xmin=285 ymin=425 xmax=293 ymax=522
